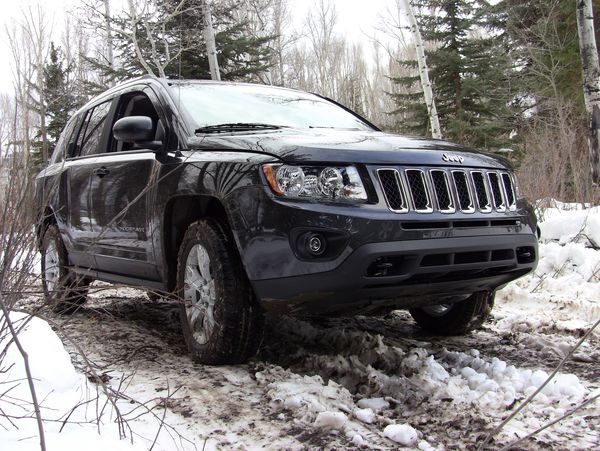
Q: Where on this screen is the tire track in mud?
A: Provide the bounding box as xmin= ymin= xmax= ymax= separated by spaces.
xmin=18 ymin=286 xmax=600 ymax=450
xmin=258 ymin=313 xmax=599 ymax=449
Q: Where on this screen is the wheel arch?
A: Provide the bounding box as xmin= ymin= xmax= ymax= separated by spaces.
xmin=37 ymin=206 xmax=58 ymax=249
xmin=162 ymin=195 xmax=240 ymax=291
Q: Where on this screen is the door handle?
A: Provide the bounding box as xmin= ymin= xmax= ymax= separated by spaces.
xmin=93 ymin=166 xmax=109 ymax=178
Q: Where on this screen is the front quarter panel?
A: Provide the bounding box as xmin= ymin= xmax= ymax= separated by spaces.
xmin=152 ymin=150 xmax=277 ymax=282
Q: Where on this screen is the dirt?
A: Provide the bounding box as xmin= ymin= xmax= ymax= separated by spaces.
xmin=17 ymin=284 xmax=600 ymax=450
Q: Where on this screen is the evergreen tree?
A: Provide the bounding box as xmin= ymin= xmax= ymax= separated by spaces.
xmin=85 ymin=0 xmax=274 ymax=88
xmin=31 ymin=42 xmax=79 ymax=170
xmin=390 ymin=0 xmax=515 ymax=150
xmin=492 ymin=0 xmax=600 ymax=114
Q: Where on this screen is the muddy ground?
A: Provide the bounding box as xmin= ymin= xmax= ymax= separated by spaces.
xmin=18 ymin=285 xmax=600 ymax=450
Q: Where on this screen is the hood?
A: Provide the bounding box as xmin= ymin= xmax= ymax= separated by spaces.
xmin=187 ymin=129 xmax=511 ymax=169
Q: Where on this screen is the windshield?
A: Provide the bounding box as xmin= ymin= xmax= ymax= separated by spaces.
xmin=169 ymin=83 xmax=374 ymax=132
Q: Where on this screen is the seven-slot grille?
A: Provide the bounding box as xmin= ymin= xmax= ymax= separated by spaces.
xmin=377 ymin=167 xmax=517 ymax=214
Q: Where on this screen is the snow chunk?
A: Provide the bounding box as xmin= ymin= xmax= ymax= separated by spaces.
xmin=314 ymin=411 xmax=347 ymax=430
xmin=418 ymin=440 xmax=436 ymax=451
xmin=357 ymin=397 xmax=389 ymax=411
xmin=354 ymin=408 xmax=376 ymax=424
xmin=383 ymin=424 xmax=419 ymax=446
xmin=350 ymin=432 xmax=366 ymax=446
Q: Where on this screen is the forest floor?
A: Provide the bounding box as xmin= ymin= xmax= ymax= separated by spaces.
xmin=3 ymin=201 xmax=599 ymax=450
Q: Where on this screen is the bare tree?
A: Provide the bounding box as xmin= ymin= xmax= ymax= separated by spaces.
xmin=104 ymin=0 xmax=115 ymax=86
xmin=398 ymin=0 xmax=441 ymax=139
xmin=305 ymin=0 xmax=338 ymax=97
xmin=577 ymin=0 xmax=600 ymax=184
xmin=203 ymin=0 xmax=221 ymax=81
xmin=6 ymin=5 xmax=52 ymax=165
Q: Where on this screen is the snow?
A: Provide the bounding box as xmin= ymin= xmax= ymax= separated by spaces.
xmin=537 ymin=200 xmax=600 ymax=245
xmin=313 ymin=411 xmax=348 ymax=429
xmin=3 ymin=199 xmax=599 ymax=449
xmin=0 ymin=313 xmax=145 ymax=451
xmin=354 ymin=407 xmax=376 ymax=424
xmin=383 ymin=423 xmax=419 ymax=446
xmin=496 ymin=201 xmax=600 ymax=333
xmin=356 ymin=397 xmax=390 ymax=411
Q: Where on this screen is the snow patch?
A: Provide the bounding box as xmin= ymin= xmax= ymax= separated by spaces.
xmin=0 ymin=312 xmax=144 ymax=451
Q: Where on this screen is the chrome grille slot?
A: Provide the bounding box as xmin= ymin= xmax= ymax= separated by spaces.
xmin=471 ymin=171 xmax=491 ymax=212
xmin=488 ymin=172 xmax=506 ymax=211
xmin=377 ymin=169 xmax=407 ymax=212
xmin=501 ymin=173 xmax=516 ymax=210
xmin=451 ymin=170 xmax=474 ymax=212
xmin=405 ymin=169 xmax=432 ymax=212
xmin=430 ymin=170 xmax=454 ymax=213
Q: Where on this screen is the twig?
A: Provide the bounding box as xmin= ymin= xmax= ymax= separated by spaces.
xmin=0 ymin=301 xmax=46 ymax=451
xmin=478 ymin=316 xmax=600 ymax=450
xmin=499 ymin=393 xmax=600 ymax=450
xmin=149 ymin=380 xmax=170 ymax=451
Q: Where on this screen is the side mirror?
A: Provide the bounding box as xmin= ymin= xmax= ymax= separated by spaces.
xmin=113 ymin=116 xmax=164 ymax=151
xmin=113 ymin=116 xmax=154 ymax=142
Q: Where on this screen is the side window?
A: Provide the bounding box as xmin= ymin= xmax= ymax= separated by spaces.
xmin=50 ymin=116 xmax=78 ymax=164
xmin=78 ymin=101 xmax=112 ymax=157
xmin=111 ymin=91 xmax=164 ymax=152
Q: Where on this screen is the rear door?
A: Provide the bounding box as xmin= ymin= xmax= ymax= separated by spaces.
xmin=88 ymin=86 xmax=167 ymax=281
xmin=64 ymin=100 xmax=114 ymax=268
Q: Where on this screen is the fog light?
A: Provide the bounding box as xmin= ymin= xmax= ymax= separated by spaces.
xmin=307 ymin=233 xmax=326 ymax=256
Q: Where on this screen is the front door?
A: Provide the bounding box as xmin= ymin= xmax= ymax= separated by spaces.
xmin=88 ymin=88 xmax=165 ymax=281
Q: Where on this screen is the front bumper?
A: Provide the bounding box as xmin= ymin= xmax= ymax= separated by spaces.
xmin=252 ymin=234 xmax=536 ymax=315
xmin=228 ymin=186 xmax=538 ymax=315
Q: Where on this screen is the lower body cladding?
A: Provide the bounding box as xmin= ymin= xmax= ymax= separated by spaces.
xmin=251 ymin=234 xmax=538 ymax=316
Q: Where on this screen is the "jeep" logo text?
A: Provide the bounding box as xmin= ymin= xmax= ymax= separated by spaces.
xmin=442 ymin=154 xmax=464 ymax=164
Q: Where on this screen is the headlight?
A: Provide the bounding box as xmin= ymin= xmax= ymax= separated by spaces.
xmin=262 ymin=164 xmax=368 ymax=202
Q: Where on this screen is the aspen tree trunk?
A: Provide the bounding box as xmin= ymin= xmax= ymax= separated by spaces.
xmin=577 ymin=0 xmax=600 ymax=184
xmin=399 ymin=0 xmax=442 ymax=139
xmin=203 ymin=0 xmax=221 ymax=81
xmin=104 ymin=0 xmax=115 ymax=86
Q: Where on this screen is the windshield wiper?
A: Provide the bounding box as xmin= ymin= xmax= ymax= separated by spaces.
xmin=194 ymin=123 xmax=285 ymax=134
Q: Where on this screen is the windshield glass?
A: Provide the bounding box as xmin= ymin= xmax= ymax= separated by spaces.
xmin=169 ymin=83 xmax=374 ymax=132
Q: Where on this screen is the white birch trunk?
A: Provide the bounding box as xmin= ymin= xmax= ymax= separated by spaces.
xmin=203 ymin=0 xmax=221 ymax=81
xmin=400 ymin=0 xmax=442 ymax=139
xmin=104 ymin=0 xmax=115 ymax=86
xmin=576 ymin=0 xmax=600 ymax=184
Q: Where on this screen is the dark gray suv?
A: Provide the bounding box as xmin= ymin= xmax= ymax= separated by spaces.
xmin=36 ymin=76 xmax=538 ymax=364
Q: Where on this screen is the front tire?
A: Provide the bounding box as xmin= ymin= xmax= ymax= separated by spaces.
xmin=40 ymin=225 xmax=89 ymax=313
xmin=409 ymin=291 xmax=495 ymax=335
xmin=176 ymin=219 xmax=263 ymax=364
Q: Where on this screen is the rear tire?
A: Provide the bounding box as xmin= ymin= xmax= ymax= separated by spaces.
xmin=409 ymin=291 xmax=495 ymax=335
xmin=40 ymin=225 xmax=89 ymax=313
xmin=176 ymin=219 xmax=264 ymax=364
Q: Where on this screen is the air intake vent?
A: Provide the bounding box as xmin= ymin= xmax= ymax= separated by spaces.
xmin=452 ymin=171 xmax=474 ymax=212
xmin=471 ymin=171 xmax=491 ymax=211
xmin=377 ymin=169 xmax=407 ymax=212
xmin=488 ymin=172 xmax=506 ymax=211
xmin=406 ymin=170 xmax=431 ymax=212
xmin=430 ymin=170 xmax=454 ymax=212
xmin=501 ymin=173 xmax=516 ymax=209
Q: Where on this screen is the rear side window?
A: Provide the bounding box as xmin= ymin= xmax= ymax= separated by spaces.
xmin=77 ymin=101 xmax=112 ymax=157
xmin=50 ymin=117 xmax=78 ymax=164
